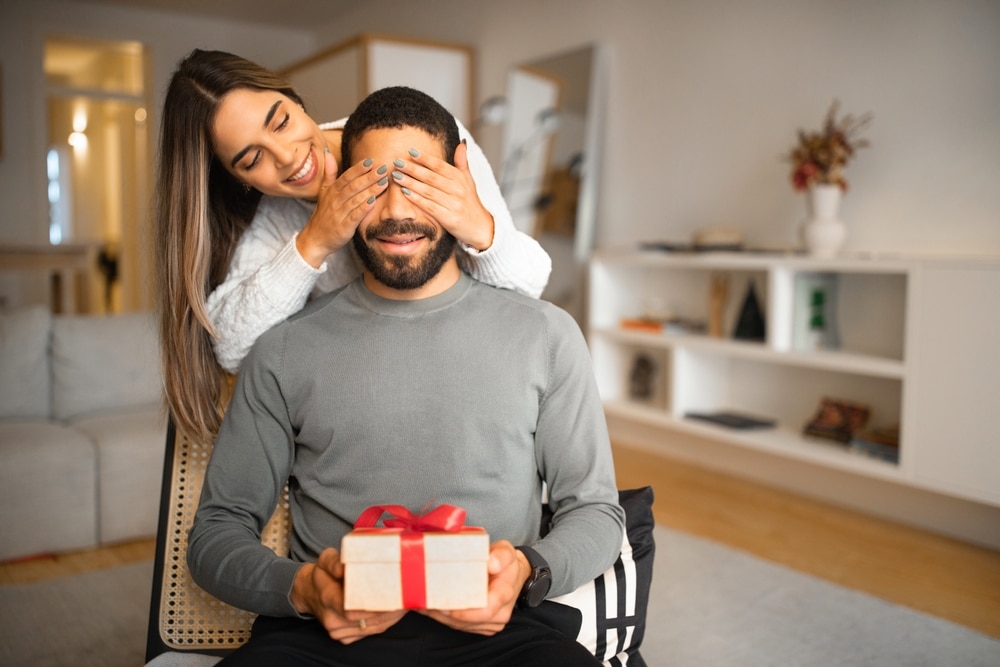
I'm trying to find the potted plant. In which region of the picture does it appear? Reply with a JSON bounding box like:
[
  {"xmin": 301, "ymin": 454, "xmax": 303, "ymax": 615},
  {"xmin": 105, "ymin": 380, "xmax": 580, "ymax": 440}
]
[{"xmin": 787, "ymin": 100, "xmax": 872, "ymax": 257}]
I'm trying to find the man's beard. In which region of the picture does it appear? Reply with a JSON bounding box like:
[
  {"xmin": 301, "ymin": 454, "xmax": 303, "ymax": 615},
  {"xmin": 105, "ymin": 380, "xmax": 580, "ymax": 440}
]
[{"xmin": 353, "ymin": 219, "xmax": 457, "ymax": 291}]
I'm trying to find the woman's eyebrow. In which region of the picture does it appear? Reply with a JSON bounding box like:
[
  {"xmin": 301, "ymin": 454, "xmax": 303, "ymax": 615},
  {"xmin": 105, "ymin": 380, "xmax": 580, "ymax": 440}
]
[{"xmin": 230, "ymin": 100, "xmax": 283, "ymax": 168}]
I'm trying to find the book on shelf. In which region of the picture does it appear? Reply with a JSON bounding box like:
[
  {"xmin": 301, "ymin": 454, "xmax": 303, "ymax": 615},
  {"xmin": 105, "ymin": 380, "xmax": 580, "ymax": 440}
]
[
  {"xmin": 620, "ymin": 317, "xmax": 706, "ymax": 336},
  {"xmin": 685, "ymin": 410, "xmax": 776, "ymax": 430},
  {"xmin": 849, "ymin": 428, "xmax": 900, "ymax": 463}
]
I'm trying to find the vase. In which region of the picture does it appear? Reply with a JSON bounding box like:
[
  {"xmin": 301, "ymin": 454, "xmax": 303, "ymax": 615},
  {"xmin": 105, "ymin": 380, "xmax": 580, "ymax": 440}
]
[{"xmin": 801, "ymin": 184, "xmax": 847, "ymax": 258}]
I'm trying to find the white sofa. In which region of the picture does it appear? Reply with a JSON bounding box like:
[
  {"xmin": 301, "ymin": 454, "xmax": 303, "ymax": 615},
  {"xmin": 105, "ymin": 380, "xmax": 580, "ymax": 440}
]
[{"xmin": 0, "ymin": 305, "xmax": 167, "ymax": 562}]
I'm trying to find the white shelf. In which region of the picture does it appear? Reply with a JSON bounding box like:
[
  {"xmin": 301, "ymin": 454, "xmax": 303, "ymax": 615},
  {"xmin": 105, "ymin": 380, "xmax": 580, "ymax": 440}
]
[
  {"xmin": 598, "ymin": 249, "xmax": 915, "ymax": 273},
  {"xmin": 593, "ymin": 326, "xmax": 905, "ymax": 379},
  {"xmin": 589, "ymin": 250, "xmax": 1000, "ymax": 509},
  {"xmin": 603, "ymin": 399, "xmax": 902, "ymax": 481}
]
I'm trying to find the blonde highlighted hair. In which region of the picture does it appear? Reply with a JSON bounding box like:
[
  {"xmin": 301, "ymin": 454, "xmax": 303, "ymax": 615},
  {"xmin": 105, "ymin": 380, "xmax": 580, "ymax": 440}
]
[{"xmin": 153, "ymin": 49, "xmax": 303, "ymax": 443}]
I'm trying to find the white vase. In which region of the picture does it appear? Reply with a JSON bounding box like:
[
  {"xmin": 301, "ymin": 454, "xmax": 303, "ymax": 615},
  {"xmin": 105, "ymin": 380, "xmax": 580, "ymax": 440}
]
[{"xmin": 802, "ymin": 184, "xmax": 847, "ymax": 258}]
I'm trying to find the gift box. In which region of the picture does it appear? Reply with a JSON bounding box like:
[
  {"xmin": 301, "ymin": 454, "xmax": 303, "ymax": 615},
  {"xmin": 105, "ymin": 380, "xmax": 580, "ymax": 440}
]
[{"xmin": 341, "ymin": 504, "xmax": 489, "ymax": 611}]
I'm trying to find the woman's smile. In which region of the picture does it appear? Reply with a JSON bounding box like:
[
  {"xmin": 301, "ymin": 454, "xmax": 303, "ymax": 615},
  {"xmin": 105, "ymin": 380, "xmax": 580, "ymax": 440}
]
[{"xmin": 286, "ymin": 150, "xmax": 316, "ymax": 185}]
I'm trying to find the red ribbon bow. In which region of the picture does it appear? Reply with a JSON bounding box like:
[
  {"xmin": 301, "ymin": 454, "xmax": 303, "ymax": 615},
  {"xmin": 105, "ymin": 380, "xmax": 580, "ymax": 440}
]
[{"xmin": 353, "ymin": 504, "xmax": 467, "ymax": 609}]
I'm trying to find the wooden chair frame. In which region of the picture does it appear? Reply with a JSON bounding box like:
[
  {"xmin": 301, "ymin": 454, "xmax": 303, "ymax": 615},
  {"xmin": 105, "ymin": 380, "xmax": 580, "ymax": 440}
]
[{"xmin": 145, "ymin": 420, "xmax": 290, "ymax": 663}]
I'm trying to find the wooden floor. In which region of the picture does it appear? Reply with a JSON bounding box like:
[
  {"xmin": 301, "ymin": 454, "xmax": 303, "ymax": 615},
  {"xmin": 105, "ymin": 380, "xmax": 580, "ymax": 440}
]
[
  {"xmin": 0, "ymin": 537, "xmax": 154, "ymax": 586},
  {"xmin": 611, "ymin": 440, "xmax": 1000, "ymax": 640},
  {"xmin": 2, "ymin": 440, "xmax": 998, "ymax": 640}
]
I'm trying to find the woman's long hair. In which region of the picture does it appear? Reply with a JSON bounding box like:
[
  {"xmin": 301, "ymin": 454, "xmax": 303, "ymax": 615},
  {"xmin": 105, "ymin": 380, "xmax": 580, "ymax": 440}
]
[{"xmin": 153, "ymin": 49, "xmax": 304, "ymax": 443}]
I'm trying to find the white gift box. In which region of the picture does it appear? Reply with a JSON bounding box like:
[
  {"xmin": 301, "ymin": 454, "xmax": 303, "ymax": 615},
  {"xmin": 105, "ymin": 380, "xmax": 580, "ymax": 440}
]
[{"xmin": 341, "ymin": 527, "xmax": 489, "ymax": 611}]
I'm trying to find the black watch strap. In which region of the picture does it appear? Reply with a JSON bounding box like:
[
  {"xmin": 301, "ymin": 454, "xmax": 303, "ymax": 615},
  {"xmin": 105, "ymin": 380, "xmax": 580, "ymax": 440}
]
[{"xmin": 515, "ymin": 545, "xmax": 552, "ymax": 608}]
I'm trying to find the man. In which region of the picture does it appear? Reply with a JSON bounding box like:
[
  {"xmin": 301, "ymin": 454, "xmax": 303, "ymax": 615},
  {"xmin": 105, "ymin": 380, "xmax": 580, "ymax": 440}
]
[{"xmin": 188, "ymin": 86, "xmax": 624, "ymax": 666}]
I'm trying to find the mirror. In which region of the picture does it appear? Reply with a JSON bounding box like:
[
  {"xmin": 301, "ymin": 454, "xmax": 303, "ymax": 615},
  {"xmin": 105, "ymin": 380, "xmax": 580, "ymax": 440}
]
[{"xmin": 498, "ymin": 44, "xmax": 605, "ymax": 326}]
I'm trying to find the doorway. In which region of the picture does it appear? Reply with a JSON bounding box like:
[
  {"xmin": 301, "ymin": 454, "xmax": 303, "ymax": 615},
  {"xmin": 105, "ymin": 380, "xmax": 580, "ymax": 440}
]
[{"xmin": 44, "ymin": 35, "xmax": 151, "ymax": 313}]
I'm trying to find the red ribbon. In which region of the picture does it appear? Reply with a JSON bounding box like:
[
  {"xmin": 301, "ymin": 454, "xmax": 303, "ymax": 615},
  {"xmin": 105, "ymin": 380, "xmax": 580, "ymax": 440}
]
[{"xmin": 353, "ymin": 504, "xmax": 467, "ymax": 609}]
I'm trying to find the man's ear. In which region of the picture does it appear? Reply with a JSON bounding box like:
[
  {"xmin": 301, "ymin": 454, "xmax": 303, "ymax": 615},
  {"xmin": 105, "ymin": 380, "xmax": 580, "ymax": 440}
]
[{"xmin": 452, "ymin": 138, "xmax": 468, "ymax": 170}]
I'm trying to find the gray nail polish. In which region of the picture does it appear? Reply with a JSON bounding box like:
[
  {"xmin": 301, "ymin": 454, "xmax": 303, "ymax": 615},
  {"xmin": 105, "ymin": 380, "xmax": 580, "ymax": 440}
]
[
  {"xmin": 377, "ymin": 164, "xmax": 388, "ymax": 175},
  {"xmin": 392, "ymin": 170, "xmax": 403, "ymax": 181},
  {"xmin": 367, "ymin": 195, "xmax": 376, "ymax": 205},
  {"xmin": 401, "ymin": 187, "xmax": 412, "ymax": 196},
  {"xmin": 408, "ymin": 148, "xmax": 420, "ymax": 157},
  {"xmin": 378, "ymin": 176, "xmax": 388, "ymax": 186},
  {"xmin": 393, "ymin": 159, "xmax": 405, "ymax": 168},
  {"xmin": 363, "ymin": 158, "xmax": 374, "ymax": 168}
]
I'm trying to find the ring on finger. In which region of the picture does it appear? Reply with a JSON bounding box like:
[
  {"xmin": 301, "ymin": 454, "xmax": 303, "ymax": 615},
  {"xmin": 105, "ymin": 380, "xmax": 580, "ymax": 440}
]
[{"xmin": 358, "ymin": 618, "xmax": 367, "ymax": 631}]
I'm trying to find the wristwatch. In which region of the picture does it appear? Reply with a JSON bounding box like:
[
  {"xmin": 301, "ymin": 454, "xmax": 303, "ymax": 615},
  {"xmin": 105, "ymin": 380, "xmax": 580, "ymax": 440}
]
[{"xmin": 515, "ymin": 545, "xmax": 552, "ymax": 608}]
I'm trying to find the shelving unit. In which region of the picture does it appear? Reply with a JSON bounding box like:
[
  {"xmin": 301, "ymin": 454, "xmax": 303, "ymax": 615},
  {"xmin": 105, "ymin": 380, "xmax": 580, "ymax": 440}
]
[{"xmin": 589, "ymin": 250, "xmax": 1000, "ymax": 509}]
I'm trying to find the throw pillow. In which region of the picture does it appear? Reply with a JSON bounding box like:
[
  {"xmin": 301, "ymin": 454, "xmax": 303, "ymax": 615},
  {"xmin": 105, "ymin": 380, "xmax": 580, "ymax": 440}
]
[
  {"xmin": 52, "ymin": 311, "xmax": 162, "ymax": 420},
  {"xmin": 0, "ymin": 305, "xmax": 51, "ymax": 419},
  {"xmin": 539, "ymin": 486, "xmax": 656, "ymax": 667}
]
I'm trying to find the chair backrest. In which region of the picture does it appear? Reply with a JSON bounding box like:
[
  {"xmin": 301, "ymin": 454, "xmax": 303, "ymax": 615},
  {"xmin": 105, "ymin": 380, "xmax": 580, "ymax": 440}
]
[{"xmin": 145, "ymin": 419, "xmax": 291, "ymax": 663}]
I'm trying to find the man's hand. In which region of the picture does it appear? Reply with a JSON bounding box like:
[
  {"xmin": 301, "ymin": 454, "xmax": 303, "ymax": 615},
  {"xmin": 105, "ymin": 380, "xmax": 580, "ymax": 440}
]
[
  {"xmin": 390, "ymin": 141, "xmax": 496, "ymax": 252},
  {"xmin": 290, "ymin": 547, "xmax": 406, "ymax": 644},
  {"xmin": 418, "ymin": 540, "xmax": 531, "ymax": 636}
]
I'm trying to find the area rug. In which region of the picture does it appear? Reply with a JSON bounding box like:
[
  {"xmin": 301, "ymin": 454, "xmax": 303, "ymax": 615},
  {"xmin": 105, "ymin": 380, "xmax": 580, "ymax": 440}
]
[
  {"xmin": 0, "ymin": 559, "xmax": 151, "ymax": 667},
  {"xmin": 2, "ymin": 526, "xmax": 999, "ymax": 667}
]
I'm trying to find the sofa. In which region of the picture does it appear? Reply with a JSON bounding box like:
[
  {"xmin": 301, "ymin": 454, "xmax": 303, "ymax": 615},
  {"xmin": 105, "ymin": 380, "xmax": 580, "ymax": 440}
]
[{"xmin": 0, "ymin": 305, "xmax": 167, "ymax": 562}]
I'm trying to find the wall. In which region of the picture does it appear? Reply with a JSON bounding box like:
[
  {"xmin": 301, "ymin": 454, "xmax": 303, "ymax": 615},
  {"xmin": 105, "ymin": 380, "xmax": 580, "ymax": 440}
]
[
  {"xmin": 306, "ymin": 0, "xmax": 1000, "ymax": 256},
  {"xmin": 299, "ymin": 0, "xmax": 1000, "ymax": 545},
  {"xmin": 3, "ymin": 0, "xmax": 996, "ymax": 291},
  {"xmin": 0, "ymin": 0, "xmax": 320, "ymax": 307},
  {"xmin": 0, "ymin": 0, "xmax": 996, "ymax": 537}
]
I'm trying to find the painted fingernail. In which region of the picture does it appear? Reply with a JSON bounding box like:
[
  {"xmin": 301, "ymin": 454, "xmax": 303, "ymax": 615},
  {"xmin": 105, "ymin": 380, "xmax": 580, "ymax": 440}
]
[
  {"xmin": 401, "ymin": 187, "xmax": 412, "ymax": 196},
  {"xmin": 408, "ymin": 148, "xmax": 420, "ymax": 157},
  {"xmin": 363, "ymin": 158, "xmax": 374, "ymax": 168},
  {"xmin": 378, "ymin": 176, "xmax": 388, "ymax": 186},
  {"xmin": 324, "ymin": 146, "xmax": 331, "ymax": 153},
  {"xmin": 392, "ymin": 170, "xmax": 403, "ymax": 181},
  {"xmin": 367, "ymin": 195, "xmax": 376, "ymax": 205},
  {"xmin": 377, "ymin": 164, "xmax": 388, "ymax": 175},
  {"xmin": 393, "ymin": 159, "xmax": 405, "ymax": 168}
]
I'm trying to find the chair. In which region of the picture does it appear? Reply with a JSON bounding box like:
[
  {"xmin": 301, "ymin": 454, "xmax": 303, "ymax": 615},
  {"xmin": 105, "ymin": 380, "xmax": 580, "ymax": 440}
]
[
  {"xmin": 144, "ymin": 419, "xmax": 653, "ymax": 666},
  {"xmin": 144, "ymin": 419, "xmax": 290, "ymax": 665}
]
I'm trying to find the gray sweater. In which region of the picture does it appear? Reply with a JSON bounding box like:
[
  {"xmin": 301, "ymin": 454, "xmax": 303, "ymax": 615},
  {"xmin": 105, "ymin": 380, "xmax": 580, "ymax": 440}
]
[{"xmin": 188, "ymin": 272, "xmax": 624, "ymax": 617}]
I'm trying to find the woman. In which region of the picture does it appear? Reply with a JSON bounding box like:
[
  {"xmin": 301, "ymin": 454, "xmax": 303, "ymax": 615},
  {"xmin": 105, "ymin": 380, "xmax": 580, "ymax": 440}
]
[{"xmin": 154, "ymin": 49, "xmax": 551, "ymax": 444}]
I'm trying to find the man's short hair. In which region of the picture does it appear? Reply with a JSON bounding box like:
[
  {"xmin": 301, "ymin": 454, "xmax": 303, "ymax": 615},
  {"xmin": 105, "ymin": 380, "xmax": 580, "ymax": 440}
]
[{"xmin": 341, "ymin": 86, "xmax": 461, "ymax": 169}]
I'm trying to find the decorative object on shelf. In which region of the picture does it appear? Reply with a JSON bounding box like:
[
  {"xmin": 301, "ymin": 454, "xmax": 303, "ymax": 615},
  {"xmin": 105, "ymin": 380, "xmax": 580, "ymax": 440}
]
[
  {"xmin": 793, "ymin": 273, "xmax": 840, "ymax": 350},
  {"xmin": 708, "ymin": 274, "xmax": 730, "ymax": 337},
  {"xmin": 732, "ymin": 280, "xmax": 766, "ymax": 341},
  {"xmin": 629, "ymin": 353, "xmax": 658, "ymax": 401},
  {"xmin": 692, "ymin": 227, "xmax": 744, "ymax": 252},
  {"xmin": 803, "ymin": 397, "xmax": 870, "ymax": 444},
  {"xmin": 802, "ymin": 184, "xmax": 847, "ymax": 258},
  {"xmin": 786, "ymin": 99, "xmax": 873, "ymax": 257}
]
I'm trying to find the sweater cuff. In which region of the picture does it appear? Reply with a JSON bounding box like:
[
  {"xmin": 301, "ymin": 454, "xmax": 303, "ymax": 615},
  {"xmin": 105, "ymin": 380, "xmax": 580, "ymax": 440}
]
[
  {"xmin": 257, "ymin": 234, "xmax": 327, "ymax": 307},
  {"xmin": 458, "ymin": 214, "xmax": 514, "ymax": 266}
]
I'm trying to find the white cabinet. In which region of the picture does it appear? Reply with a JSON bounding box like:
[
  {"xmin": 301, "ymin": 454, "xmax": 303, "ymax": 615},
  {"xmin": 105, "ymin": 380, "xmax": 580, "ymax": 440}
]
[
  {"xmin": 280, "ymin": 34, "xmax": 474, "ymax": 127},
  {"xmin": 589, "ymin": 250, "xmax": 1000, "ymax": 508}
]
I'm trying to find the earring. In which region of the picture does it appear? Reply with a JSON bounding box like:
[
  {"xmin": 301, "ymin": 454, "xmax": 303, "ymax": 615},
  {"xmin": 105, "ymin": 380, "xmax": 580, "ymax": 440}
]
[{"xmin": 242, "ymin": 183, "xmax": 251, "ymax": 194}]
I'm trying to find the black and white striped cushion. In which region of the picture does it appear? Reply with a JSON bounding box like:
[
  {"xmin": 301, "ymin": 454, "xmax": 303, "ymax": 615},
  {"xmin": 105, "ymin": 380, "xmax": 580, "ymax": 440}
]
[{"xmin": 547, "ymin": 487, "xmax": 656, "ymax": 666}]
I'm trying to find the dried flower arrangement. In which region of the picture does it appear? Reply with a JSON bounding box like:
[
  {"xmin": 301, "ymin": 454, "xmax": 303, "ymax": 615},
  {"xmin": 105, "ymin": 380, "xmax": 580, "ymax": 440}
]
[{"xmin": 787, "ymin": 100, "xmax": 873, "ymax": 192}]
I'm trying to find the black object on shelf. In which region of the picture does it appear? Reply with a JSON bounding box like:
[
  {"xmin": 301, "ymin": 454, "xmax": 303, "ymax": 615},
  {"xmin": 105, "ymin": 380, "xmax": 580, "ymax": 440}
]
[
  {"xmin": 733, "ymin": 280, "xmax": 766, "ymax": 341},
  {"xmin": 685, "ymin": 411, "xmax": 776, "ymax": 430}
]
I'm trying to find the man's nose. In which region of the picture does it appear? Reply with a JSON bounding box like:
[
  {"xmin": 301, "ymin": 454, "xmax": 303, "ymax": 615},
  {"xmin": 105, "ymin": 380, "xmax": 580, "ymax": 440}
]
[{"xmin": 382, "ymin": 176, "xmax": 416, "ymax": 219}]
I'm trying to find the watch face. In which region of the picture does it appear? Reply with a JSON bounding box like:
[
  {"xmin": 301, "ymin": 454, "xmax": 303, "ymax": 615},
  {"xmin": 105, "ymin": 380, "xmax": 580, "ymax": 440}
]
[
  {"xmin": 517, "ymin": 546, "xmax": 552, "ymax": 608},
  {"xmin": 525, "ymin": 569, "xmax": 552, "ymax": 607}
]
